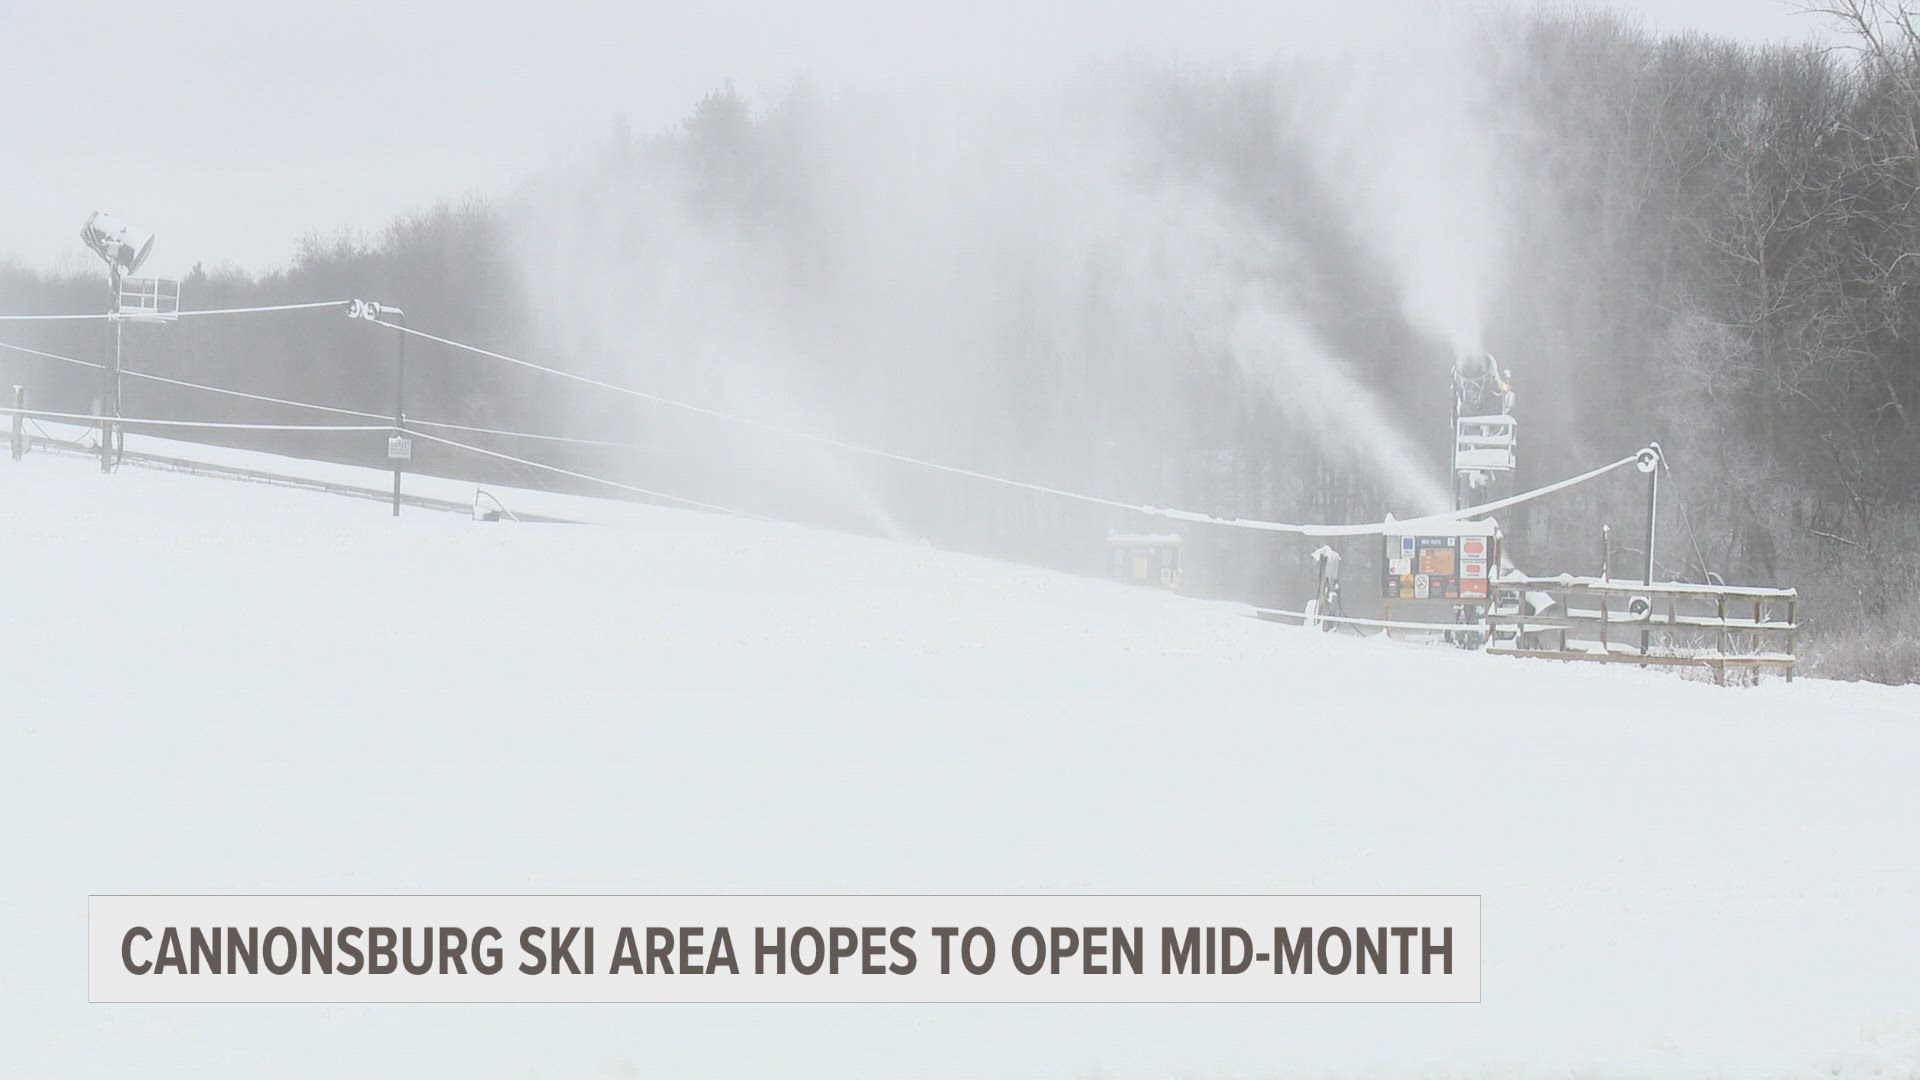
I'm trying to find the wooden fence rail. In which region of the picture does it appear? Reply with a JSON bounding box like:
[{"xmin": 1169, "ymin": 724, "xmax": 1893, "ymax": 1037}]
[{"xmin": 1485, "ymin": 574, "xmax": 1797, "ymax": 685}]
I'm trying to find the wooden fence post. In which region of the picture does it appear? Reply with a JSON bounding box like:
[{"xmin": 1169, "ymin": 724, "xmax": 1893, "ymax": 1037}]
[
  {"xmin": 1716, "ymin": 595, "xmax": 1728, "ymax": 687},
  {"xmin": 1786, "ymin": 598, "xmax": 1797, "ymax": 684}
]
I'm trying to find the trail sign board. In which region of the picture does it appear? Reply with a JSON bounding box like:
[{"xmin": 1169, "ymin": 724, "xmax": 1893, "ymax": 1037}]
[
  {"xmin": 1381, "ymin": 520, "xmax": 1500, "ymax": 602},
  {"xmin": 1106, "ymin": 532, "xmax": 1183, "ymax": 590}
]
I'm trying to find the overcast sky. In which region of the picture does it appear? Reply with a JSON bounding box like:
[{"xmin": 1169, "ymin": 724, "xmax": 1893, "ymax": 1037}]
[{"xmin": 0, "ymin": 0, "xmax": 1836, "ymax": 277}]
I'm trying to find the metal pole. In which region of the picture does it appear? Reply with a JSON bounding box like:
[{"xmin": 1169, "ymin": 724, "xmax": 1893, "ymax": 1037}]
[
  {"xmin": 1642, "ymin": 445, "xmax": 1660, "ymax": 656},
  {"xmin": 390, "ymin": 308, "xmax": 407, "ymax": 517},
  {"xmin": 1644, "ymin": 456, "xmax": 1659, "ymax": 586},
  {"xmin": 1449, "ymin": 371, "xmax": 1461, "ymax": 512},
  {"xmin": 101, "ymin": 269, "xmax": 120, "ymax": 473},
  {"xmin": 10, "ymin": 385, "xmax": 23, "ymax": 461},
  {"xmin": 112, "ymin": 314, "xmax": 124, "ymax": 466}
]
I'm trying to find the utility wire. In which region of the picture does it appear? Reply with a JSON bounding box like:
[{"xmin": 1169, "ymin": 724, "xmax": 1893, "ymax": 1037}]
[
  {"xmin": 128, "ymin": 366, "xmax": 655, "ymax": 448},
  {"xmin": 0, "ymin": 338, "xmax": 660, "ymax": 449},
  {"xmin": 403, "ymin": 417, "xmax": 653, "ymax": 449},
  {"xmin": 0, "ymin": 299, "xmax": 349, "ymax": 322},
  {"xmin": 375, "ymin": 319, "xmax": 1146, "ymax": 513},
  {"xmin": 1151, "ymin": 453, "xmax": 1647, "ymax": 537},
  {"xmin": 10, "ymin": 378, "xmax": 749, "ymax": 520},
  {"xmin": 1252, "ymin": 606, "xmax": 1486, "ymax": 633},
  {"xmin": 128, "ymin": 369, "xmax": 686, "ymax": 450},
  {"xmin": 130, "ymin": 369, "xmax": 385, "ymax": 420},
  {"xmin": 25, "ymin": 418, "xmax": 90, "ymax": 448},
  {"xmin": 173, "ymin": 300, "xmax": 349, "ymax": 317},
  {"xmin": 0, "ymin": 407, "xmax": 386, "ymax": 433},
  {"xmin": 379, "ymin": 319, "xmax": 1654, "ymax": 538},
  {"xmin": 2, "ymin": 323, "xmax": 1653, "ymax": 538},
  {"xmin": 405, "ymin": 428, "xmax": 771, "ymax": 521},
  {"xmin": 0, "ymin": 340, "xmax": 104, "ymax": 367}
]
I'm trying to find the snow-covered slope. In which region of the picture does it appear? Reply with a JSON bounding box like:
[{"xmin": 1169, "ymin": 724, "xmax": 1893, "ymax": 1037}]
[{"xmin": 2, "ymin": 444, "xmax": 1917, "ymax": 1078}]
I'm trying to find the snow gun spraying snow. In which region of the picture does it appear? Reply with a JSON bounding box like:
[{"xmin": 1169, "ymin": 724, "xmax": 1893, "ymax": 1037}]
[
  {"xmin": 1450, "ymin": 351, "xmax": 1515, "ymax": 511},
  {"xmin": 1445, "ymin": 351, "xmax": 1556, "ymax": 631}
]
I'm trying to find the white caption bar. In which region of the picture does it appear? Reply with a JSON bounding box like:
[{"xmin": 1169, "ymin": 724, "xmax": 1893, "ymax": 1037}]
[{"xmin": 90, "ymin": 895, "xmax": 1480, "ymax": 1003}]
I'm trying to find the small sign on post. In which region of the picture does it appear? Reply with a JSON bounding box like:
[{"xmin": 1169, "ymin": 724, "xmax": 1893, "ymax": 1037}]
[{"xmin": 387, "ymin": 435, "xmax": 413, "ymax": 461}]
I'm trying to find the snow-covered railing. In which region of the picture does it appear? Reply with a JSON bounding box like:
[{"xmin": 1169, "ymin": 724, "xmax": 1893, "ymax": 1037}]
[
  {"xmin": 1454, "ymin": 414, "xmax": 1516, "ymax": 473},
  {"xmin": 1485, "ymin": 575, "xmax": 1798, "ymax": 684},
  {"xmin": 115, "ymin": 277, "xmax": 180, "ymax": 322}
]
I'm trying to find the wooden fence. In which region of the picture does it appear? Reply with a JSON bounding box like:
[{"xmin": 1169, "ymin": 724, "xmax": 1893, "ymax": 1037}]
[{"xmin": 1485, "ymin": 574, "xmax": 1797, "ymax": 684}]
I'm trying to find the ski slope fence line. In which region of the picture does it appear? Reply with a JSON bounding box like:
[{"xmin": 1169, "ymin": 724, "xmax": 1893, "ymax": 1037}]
[
  {"xmin": 2, "ymin": 304, "xmax": 1650, "ymax": 537},
  {"xmin": 1251, "ymin": 606, "xmax": 1483, "ymax": 634},
  {"xmin": 0, "ymin": 339, "xmax": 656, "ymax": 449},
  {"xmin": 375, "ymin": 319, "xmax": 1654, "ymax": 538}
]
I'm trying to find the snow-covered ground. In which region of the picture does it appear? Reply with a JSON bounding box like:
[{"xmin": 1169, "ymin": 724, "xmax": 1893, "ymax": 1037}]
[{"xmin": 2, "ymin": 441, "xmax": 1917, "ymax": 1078}]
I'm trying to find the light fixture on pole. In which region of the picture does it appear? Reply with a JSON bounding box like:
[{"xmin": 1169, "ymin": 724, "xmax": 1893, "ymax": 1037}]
[
  {"xmin": 1637, "ymin": 442, "xmax": 1663, "ymax": 656},
  {"xmin": 348, "ymin": 299, "xmax": 409, "ymax": 516},
  {"xmin": 79, "ymin": 212, "xmax": 156, "ymax": 277}
]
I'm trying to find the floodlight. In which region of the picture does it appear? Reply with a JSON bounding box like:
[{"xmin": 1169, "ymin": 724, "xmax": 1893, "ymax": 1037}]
[{"xmin": 79, "ymin": 211, "xmax": 156, "ymax": 276}]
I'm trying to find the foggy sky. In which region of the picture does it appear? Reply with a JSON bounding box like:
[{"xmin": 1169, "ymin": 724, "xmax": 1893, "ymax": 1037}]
[{"xmin": 0, "ymin": 0, "xmax": 1832, "ymax": 277}]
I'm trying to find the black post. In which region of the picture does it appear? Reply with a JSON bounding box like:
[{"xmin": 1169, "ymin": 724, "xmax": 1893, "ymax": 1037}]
[{"xmin": 388, "ymin": 307, "xmax": 408, "ymax": 517}]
